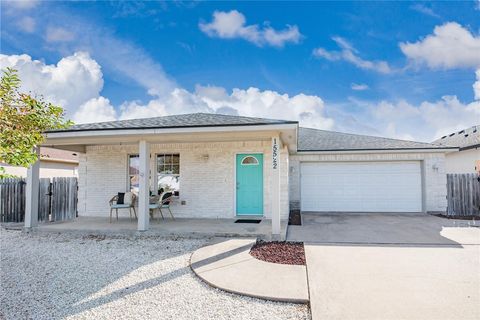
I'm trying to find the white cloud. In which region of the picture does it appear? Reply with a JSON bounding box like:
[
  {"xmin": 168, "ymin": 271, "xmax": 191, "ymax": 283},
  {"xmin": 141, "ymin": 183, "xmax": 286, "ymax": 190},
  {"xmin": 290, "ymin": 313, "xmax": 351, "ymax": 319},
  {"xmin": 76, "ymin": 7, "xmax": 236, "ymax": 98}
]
[
  {"xmin": 45, "ymin": 26, "xmax": 75, "ymax": 42},
  {"xmin": 3, "ymin": 0, "xmax": 39, "ymax": 9},
  {"xmin": 73, "ymin": 97, "xmax": 117, "ymax": 124},
  {"xmin": 0, "ymin": 52, "xmax": 104, "ymax": 118},
  {"xmin": 199, "ymin": 86, "xmax": 334, "ymax": 129},
  {"xmin": 119, "ymin": 88, "xmax": 213, "ymax": 120},
  {"xmin": 199, "ymin": 10, "xmax": 302, "ymax": 47},
  {"xmin": 91, "ymin": 34, "xmax": 176, "ymax": 97},
  {"xmin": 333, "ymin": 67, "xmax": 480, "ymax": 141},
  {"xmin": 410, "ymin": 4, "xmax": 440, "ymax": 18},
  {"xmin": 40, "ymin": 14, "xmax": 177, "ymax": 98},
  {"xmin": 1, "ymin": 51, "xmax": 476, "ymax": 142},
  {"xmin": 400, "ymin": 22, "xmax": 480, "ymax": 69},
  {"xmin": 263, "ymin": 24, "xmax": 302, "ymax": 47},
  {"xmin": 118, "ymin": 85, "xmax": 334, "ymax": 130},
  {"xmin": 18, "ymin": 16, "xmax": 36, "ymax": 33},
  {"xmin": 313, "ymin": 37, "xmax": 392, "ymax": 74},
  {"xmin": 474, "ymin": 69, "xmax": 480, "ymax": 100},
  {"xmin": 2, "ymin": 4, "xmax": 178, "ymax": 101},
  {"xmin": 351, "ymin": 83, "xmax": 369, "ymax": 91},
  {"xmin": 365, "ymin": 94, "xmax": 480, "ymax": 141}
]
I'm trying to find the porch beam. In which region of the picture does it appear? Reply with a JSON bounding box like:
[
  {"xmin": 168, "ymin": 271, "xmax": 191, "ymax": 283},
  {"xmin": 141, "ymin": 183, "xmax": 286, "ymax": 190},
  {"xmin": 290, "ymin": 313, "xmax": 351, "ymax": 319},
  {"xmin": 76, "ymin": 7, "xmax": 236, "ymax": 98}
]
[
  {"xmin": 137, "ymin": 140, "xmax": 150, "ymax": 231},
  {"xmin": 25, "ymin": 148, "xmax": 40, "ymax": 229},
  {"xmin": 271, "ymin": 135, "xmax": 281, "ymax": 239}
]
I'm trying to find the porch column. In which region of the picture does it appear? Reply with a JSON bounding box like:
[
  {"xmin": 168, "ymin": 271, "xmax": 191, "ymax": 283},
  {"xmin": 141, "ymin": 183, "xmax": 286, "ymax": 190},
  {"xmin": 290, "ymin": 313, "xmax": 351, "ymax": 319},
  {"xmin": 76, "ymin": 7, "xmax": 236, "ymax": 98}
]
[
  {"xmin": 271, "ymin": 136, "xmax": 281, "ymax": 239},
  {"xmin": 25, "ymin": 148, "xmax": 40, "ymax": 229},
  {"xmin": 137, "ymin": 140, "xmax": 150, "ymax": 231}
]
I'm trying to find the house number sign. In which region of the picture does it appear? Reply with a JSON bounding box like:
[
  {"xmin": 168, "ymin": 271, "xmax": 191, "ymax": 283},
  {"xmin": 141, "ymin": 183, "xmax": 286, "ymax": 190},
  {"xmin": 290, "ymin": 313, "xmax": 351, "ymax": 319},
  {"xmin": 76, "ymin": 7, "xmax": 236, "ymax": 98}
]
[{"xmin": 272, "ymin": 138, "xmax": 279, "ymax": 170}]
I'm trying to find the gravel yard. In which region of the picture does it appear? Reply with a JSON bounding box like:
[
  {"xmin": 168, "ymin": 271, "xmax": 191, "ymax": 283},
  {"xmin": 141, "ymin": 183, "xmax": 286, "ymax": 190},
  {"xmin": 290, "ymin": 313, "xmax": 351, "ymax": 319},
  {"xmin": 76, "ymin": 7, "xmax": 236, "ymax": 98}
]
[{"xmin": 0, "ymin": 229, "xmax": 309, "ymax": 320}]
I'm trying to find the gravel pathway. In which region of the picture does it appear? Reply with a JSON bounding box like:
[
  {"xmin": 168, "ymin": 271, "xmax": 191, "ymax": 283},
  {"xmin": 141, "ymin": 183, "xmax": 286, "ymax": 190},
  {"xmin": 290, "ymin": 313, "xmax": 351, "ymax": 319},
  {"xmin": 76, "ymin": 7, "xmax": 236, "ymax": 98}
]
[{"xmin": 0, "ymin": 229, "xmax": 310, "ymax": 320}]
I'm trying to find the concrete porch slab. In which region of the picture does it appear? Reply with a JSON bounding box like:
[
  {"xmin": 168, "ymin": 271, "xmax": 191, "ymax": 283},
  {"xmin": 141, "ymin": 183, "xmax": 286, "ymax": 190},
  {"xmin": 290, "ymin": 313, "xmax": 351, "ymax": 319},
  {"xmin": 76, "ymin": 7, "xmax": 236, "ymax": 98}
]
[
  {"xmin": 13, "ymin": 216, "xmax": 288, "ymax": 239},
  {"xmin": 190, "ymin": 239, "xmax": 309, "ymax": 303}
]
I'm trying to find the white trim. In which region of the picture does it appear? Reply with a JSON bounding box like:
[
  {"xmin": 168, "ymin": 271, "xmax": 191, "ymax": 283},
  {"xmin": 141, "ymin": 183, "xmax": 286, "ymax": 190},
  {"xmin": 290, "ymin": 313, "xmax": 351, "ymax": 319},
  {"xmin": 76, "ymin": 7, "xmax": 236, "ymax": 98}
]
[
  {"xmin": 421, "ymin": 160, "xmax": 427, "ymax": 213},
  {"xmin": 295, "ymin": 148, "xmax": 456, "ymax": 155},
  {"xmin": 40, "ymin": 158, "xmax": 79, "ymax": 164},
  {"xmin": 234, "ymin": 152, "xmax": 265, "ymax": 217},
  {"xmin": 271, "ymin": 136, "xmax": 281, "ymax": 236},
  {"xmin": 154, "ymin": 153, "xmax": 181, "ymax": 195},
  {"xmin": 137, "ymin": 140, "xmax": 150, "ymax": 231},
  {"xmin": 127, "ymin": 153, "xmax": 139, "ymax": 193},
  {"xmin": 46, "ymin": 124, "xmax": 298, "ymax": 139}
]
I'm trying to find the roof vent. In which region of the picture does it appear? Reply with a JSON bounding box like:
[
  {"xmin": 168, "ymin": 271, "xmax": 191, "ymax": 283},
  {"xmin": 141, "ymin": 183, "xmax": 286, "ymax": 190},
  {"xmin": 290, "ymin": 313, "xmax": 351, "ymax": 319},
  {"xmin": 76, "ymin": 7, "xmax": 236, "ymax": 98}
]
[
  {"xmin": 464, "ymin": 134, "xmax": 469, "ymax": 137},
  {"xmin": 449, "ymin": 133, "xmax": 455, "ymax": 137},
  {"xmin": 458, "ymin": 130, "xmax": 464, "ymax": 134},
  {"xmin": 441, "ymin": 136, "xmax": 447, "ymax": 139}
]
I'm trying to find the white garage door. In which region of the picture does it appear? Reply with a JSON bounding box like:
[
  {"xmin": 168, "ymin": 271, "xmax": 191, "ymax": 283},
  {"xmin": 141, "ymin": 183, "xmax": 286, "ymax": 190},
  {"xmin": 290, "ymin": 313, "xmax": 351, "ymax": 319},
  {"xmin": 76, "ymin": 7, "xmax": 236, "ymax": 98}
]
[{"xmin": 300, "ymin": 161, "xmax": 422, "ymax": 212}]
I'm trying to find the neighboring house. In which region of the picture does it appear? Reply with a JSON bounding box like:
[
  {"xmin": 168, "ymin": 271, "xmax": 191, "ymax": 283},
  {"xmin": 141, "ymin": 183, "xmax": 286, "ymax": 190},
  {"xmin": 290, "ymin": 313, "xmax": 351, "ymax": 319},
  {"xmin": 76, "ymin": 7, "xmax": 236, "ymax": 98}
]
[
  {"xmin": 24, "ymin": 113, "xmax": 455, "ymax": 234},
  {"xmin": 1, "ymin": 147, "xmax": 79, "ymax": 178},
  {"xmin": 433, "ymin": 125, "xmax": 480, "ymax": 174}
]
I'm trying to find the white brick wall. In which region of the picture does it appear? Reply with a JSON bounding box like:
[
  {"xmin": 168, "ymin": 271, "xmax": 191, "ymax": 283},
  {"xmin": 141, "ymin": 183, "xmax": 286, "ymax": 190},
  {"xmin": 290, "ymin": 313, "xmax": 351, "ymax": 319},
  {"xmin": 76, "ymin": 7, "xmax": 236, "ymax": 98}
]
[
  {"xmin": 78, "ymin": 141, "xmax": 290, "ymax": 219},
  {"xmin": 289, "ymin": 152, "xmax": 448, "ymax": 213}
]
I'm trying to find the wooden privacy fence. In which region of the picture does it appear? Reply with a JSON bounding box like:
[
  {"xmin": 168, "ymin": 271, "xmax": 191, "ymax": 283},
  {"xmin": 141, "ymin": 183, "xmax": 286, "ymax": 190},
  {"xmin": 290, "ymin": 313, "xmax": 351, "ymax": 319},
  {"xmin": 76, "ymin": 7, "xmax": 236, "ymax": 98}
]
[
  {"xmin": 446, "ymin": 174, "xmax": 480, "ymax": 216},
  {"xmin": 0, "ymin": 177, "xmax": 78, "ymax": 223}
]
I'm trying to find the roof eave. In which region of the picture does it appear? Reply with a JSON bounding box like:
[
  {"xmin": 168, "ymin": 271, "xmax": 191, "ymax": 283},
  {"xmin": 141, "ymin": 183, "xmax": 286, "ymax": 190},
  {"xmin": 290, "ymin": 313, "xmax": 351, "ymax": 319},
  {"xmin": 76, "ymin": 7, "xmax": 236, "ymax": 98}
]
[
  {"xmin": 295, "ymin": 147, "xmax": 458, "ymax": 154},
  {"xmin": 45, "ymin": 122, "xmax": 298, "ymax": 139},
  {"xmin": 45, "ymin": 121, "xmax": 298, "ymax": 134},
  {"xmin": 40, "ymin": 157, "xmax": 79, "ymax": 164},
  {"xmin": 459, "ymin": 144, "xmax": 480, "ymax": 151}
]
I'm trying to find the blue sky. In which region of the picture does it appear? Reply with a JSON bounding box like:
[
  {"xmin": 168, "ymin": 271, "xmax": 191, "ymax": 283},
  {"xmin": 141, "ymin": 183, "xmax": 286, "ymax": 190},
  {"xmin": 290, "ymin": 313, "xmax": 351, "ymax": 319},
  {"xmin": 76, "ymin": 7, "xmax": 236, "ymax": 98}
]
[{"xmin": 1, "ymin": 0, "xmax": 479, "ymax": 142}]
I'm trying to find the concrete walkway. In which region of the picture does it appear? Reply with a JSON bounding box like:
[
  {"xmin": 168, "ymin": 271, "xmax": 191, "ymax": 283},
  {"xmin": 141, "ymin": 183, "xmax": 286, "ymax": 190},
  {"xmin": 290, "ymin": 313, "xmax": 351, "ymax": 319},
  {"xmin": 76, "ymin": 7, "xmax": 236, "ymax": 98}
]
[
  {"xmin": 190, "ymin": 239, "xmax": 309, "ymax": 303},
  {"xmin": 296, "ymin": 213, "xmax": 480, "ymax": 320}
]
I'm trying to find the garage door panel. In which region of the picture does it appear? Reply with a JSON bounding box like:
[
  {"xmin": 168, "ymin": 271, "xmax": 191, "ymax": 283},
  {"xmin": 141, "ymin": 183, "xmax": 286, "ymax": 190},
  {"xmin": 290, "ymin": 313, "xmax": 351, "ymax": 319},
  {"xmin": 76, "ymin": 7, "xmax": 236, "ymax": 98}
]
[{"xmin": 300, "ymin": 162, "xmax": 422, "ymax": 212}]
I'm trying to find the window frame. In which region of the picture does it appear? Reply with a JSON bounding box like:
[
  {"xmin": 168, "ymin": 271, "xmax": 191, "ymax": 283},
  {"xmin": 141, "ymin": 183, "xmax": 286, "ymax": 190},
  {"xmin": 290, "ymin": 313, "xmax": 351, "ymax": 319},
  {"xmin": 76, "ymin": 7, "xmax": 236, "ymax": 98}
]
[
  {"xmin": 127, "ymin": 154, "xmax": 140, "ymax": 193},
  {"xmin": 241, "ymin": 155, "xmax": 260, "ymax": 166},
  {"xmin": 155, "ymin": 153, "xmax": 180, "ymax": 195}
]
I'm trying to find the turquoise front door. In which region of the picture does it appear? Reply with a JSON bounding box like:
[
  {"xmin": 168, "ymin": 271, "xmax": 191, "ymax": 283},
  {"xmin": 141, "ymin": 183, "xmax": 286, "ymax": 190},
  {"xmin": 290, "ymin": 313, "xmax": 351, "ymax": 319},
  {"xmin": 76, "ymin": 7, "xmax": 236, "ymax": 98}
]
[{"xmin": 236, "ymin": 154, "xmax": 263, "ymax": 215}]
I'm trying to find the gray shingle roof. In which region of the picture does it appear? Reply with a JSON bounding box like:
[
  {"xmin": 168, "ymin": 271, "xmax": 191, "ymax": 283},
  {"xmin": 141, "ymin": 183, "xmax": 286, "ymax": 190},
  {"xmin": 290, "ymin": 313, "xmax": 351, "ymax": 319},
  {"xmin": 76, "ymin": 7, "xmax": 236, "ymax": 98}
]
[
  {"xmin": 50, "ymin": 113, "xmax": 456, "ymax": 151},
  {"xmin": 298, "ymin": 127, "xmax": 452, "ymax": 151},
  {"xmin": 432, "ymin": 125, "xmax": 479, "ymax": 150},
  {"xmin": 50, "ymin": 113, "xmax": 297, "ymax": 132}
]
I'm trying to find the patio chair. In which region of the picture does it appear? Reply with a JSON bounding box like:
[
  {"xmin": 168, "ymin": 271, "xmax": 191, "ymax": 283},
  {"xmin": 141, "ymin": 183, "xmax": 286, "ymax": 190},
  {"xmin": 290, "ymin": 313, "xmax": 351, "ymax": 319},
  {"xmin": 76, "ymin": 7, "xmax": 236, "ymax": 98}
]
[
  {"xmin": 150, "ymin": 192, "xmax": 175, "ymax": 221},
  {"xmin": 109, "ymin": 192, "xmax": 137, "ymax": 222}
]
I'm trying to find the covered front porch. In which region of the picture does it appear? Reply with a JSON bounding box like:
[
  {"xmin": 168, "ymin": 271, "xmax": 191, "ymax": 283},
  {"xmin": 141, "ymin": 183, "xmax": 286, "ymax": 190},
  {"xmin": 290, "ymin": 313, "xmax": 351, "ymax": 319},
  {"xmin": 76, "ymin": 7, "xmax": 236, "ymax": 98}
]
[
  {"xmin": 23, "ymin": 114, "xmax": 298, "ymax": 239},
  {"xmin": 32, "ymin": 216, "xmax": 288, "ymax": 239}
]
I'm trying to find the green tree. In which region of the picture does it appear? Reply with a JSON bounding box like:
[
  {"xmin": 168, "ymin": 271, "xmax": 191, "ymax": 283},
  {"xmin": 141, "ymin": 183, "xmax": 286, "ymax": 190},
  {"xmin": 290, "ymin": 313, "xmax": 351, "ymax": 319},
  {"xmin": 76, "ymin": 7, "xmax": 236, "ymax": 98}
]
[{"xmin": 0, "ymin": 67, "xmax": 72, "ymax": 170}]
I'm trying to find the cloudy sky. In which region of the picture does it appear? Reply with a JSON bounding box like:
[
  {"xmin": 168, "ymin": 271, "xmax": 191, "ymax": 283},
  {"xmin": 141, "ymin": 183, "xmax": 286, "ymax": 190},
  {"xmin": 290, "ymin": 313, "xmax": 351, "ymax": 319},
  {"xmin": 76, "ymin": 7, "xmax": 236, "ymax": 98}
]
[{"xmin": 1, "ymin": 0, "xmax": 479, "ymax": 142}]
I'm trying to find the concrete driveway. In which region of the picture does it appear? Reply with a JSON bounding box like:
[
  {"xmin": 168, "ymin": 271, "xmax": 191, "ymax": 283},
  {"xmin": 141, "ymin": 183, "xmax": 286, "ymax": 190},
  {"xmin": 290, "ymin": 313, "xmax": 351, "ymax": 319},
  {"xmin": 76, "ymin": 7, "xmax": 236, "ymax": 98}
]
[{"xmin": 288, "ymin": 213, "xmax": 480, "ymax": 320}]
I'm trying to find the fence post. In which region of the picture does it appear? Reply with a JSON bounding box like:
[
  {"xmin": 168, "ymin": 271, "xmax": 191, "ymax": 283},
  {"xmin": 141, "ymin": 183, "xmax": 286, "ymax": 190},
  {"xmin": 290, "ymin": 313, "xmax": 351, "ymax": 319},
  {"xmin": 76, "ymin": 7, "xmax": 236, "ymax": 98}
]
[{"xmin": 25, "ymin": 149, "xmax": 40, "ymax": 228}]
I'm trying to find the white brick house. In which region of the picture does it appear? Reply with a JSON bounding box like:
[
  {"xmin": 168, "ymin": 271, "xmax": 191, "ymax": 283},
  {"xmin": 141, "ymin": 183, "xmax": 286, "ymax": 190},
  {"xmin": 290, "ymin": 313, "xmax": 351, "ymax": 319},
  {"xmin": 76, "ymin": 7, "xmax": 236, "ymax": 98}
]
[{"xmin": 23, "ymin": 113, "xmax": 456, "ymax": 236}]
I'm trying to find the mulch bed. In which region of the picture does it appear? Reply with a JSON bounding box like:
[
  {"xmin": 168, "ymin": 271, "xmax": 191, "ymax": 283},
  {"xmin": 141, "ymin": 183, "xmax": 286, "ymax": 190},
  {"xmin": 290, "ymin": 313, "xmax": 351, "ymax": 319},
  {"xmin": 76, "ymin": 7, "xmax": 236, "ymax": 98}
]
[
  {"xmin": 431, "ymin": 214, "xmax": 479, "ymax": 221},
  {"xmin": 288, "ymin": 210, "xmax": 302, "ymax": 226},
  {"xmin": 250, "ymin": 240, "xmax": 305, "ymax": 265}
]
